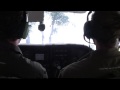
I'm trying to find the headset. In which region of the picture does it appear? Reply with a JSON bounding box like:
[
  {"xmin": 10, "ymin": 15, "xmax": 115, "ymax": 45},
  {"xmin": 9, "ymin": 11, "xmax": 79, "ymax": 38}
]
[
  {"xmin": 84, "ymin": 11, "xmax": 111, "ymax": 44},
  {"xmin": 83, "ymin": 11, "xmax": 93, "ymax": 43},
  {"xmin": 72, "ymin": 11, "xmax": 95, "ymax": 61},
  {"xmin": 18, "ymin": 11, "xmax": 29, "ymax": 39}
]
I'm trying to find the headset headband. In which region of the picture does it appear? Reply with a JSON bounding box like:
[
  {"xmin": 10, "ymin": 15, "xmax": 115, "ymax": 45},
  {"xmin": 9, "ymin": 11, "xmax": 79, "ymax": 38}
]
[{"xmin": 87, "ymin": 11, "xmax": 93, "ymax": 21}]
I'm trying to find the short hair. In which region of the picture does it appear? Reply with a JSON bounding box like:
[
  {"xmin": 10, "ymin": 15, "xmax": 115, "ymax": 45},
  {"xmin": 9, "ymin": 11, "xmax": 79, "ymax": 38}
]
[{"xmin": 0, "ymin": 11, "xmax": 27, "ymax": 40}]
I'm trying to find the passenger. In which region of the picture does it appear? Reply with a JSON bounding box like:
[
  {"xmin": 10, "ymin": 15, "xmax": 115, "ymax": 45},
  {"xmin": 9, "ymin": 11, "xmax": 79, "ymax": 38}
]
[
  {"xmin": 0, "ymin": 11, "xmax": 48, "ymax": 79},
  {"xmin": 59, "ymin": 11, "xmax": 120, "ymax": 78}
]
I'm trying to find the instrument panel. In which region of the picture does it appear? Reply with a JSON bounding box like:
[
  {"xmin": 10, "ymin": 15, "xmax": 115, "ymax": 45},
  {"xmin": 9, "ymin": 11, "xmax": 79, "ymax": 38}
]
[{"xmin": 19, "ymin": 44, "xmax": 93, "ymax": 78}]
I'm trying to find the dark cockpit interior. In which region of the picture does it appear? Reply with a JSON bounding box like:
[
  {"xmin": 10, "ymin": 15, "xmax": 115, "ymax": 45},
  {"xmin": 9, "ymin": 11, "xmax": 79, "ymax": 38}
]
[
  {"xmin": 19, "ymin": 44, "xmax": 93, "ymax": 78},
  {"xmin": 1, "ymin": 11, "xmax": 119, "ymax": 79}
]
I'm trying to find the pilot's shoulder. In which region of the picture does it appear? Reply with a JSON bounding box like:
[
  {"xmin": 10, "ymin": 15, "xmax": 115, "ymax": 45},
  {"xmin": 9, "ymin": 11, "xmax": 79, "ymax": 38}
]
[
  {"xmin": 59, "ymin": 59, "xmax": 87, "ymax": 78},
  {"xmin": 19, "ymin": 56, "xmax": 48, "ymax": 78},
  {"xmin": 22, "ymin": 56, "xmax": 46, "ymax": 70}
]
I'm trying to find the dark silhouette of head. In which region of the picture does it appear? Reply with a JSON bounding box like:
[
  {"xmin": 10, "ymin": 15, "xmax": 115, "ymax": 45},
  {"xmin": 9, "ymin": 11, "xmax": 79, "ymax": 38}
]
[
  {"xmin": 84, "ymin": 11, "xmax": 120, "ymax": 48},
  {"xmin": 0, "ymin": 11, "xmax": 28, "ymax": 41}
]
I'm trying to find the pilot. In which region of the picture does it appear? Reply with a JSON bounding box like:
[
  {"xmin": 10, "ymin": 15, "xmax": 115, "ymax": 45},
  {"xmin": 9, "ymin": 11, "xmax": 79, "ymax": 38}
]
[
  {"xmin": 0, "ymin": 11, "xmax": 48, "ymax": 79},
  {"xmin": 59, "ymin": 11, "xmax": 120, "ymax": 78}
]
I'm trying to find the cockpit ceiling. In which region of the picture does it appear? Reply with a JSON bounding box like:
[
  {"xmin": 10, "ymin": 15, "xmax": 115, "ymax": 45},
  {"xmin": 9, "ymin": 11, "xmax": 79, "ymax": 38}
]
[{"xmin": 46, "ymin": 11, "xmax": 87, "ymax": 13}]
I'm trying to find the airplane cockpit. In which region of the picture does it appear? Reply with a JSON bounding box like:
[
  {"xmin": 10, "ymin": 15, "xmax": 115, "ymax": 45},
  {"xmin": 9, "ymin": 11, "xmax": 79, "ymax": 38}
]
[
  {"xmin": 1, "ymin": 11, "xmax": 120, "ymax": 79},
  {"xmin": 18, "ymin": 11, "xmax": 94, "ymax": 78}
]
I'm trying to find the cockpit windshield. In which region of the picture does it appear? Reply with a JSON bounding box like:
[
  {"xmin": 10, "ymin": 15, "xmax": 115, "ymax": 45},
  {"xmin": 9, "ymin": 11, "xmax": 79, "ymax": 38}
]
[{"xmin": 19, "ymin": 11, "xmax": 96, "ymax": 50}]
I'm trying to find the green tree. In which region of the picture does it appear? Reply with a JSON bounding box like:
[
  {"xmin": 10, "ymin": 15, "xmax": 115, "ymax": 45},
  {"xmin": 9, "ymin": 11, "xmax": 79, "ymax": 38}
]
[{"xmin": 49, "ymin": 12, "xmax": 69, "ymax": 43}]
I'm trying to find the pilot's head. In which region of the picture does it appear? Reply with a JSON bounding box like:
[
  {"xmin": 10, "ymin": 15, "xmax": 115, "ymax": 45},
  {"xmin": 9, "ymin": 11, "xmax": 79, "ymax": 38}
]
[
  {"xmin": 84, "ymin": 11, "xmax": 120, "ymax": 49},
  {"xmin": 0, "ymin": 11, "xmax": 28, "ymax": 42}
]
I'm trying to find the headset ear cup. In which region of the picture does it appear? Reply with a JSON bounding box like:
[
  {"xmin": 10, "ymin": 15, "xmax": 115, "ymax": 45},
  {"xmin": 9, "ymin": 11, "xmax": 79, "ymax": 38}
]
[
  {"xmin": 22, "ymin": 22, "xmax": 29, "ymax": 39},
  {"xmin": 84, "ymin": 21, "xmax": 92, "ymax": 39}
]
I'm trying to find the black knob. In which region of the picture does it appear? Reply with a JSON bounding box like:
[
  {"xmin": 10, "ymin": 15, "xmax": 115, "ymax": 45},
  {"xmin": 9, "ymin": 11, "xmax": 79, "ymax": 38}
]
[{"xmin": 38, "ymin": 23, "xmax": 45, "ymax": 31}]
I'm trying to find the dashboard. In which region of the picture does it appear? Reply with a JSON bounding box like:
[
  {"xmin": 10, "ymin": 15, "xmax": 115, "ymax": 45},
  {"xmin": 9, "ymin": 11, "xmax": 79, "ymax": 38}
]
[{"xmin": 19, "ymin": 44, "xmax": 93, "ymax": 78}]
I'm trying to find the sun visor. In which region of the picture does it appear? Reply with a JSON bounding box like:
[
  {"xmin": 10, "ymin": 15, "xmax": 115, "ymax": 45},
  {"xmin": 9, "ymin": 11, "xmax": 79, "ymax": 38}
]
[{"xmin": 28, "ymin": 11, "xmax": 44, "ymax": 22}]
